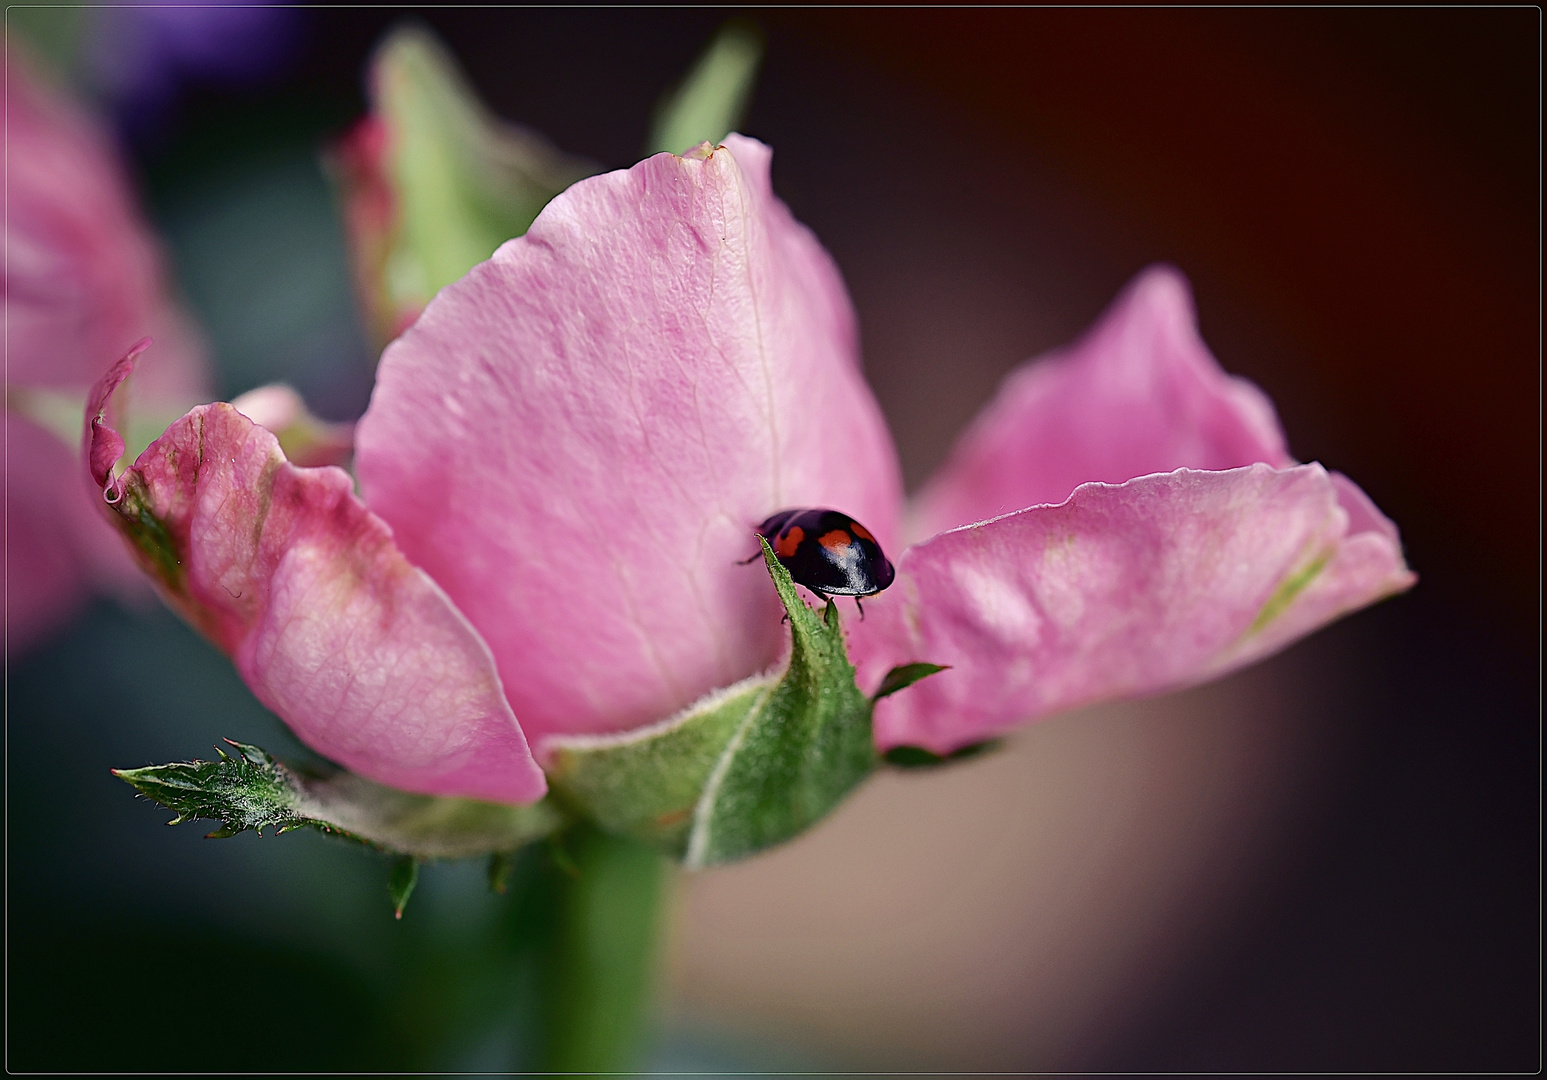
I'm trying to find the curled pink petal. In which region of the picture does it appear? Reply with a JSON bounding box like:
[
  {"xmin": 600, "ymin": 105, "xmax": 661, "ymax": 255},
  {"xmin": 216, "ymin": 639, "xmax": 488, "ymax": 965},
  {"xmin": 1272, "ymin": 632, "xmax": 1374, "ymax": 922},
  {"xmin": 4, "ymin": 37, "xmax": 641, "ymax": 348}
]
[
  {"xmin": 356, "ymin": 134, "xmax": 903, "ymax": 742},
  {"xmin": 86, "ymin": 338, "xmax": 150, "ymax": 492},
  {"xmin": 852, "ymin": 464, "xmax": 1415, "ymax": 754},
  {"xmin": 90, "ymin": 350, "xmax": 544, "ymax": 804},
  {"xmin": 910, "ymin": 266, "xmax": 1292, "ymax": 540}
]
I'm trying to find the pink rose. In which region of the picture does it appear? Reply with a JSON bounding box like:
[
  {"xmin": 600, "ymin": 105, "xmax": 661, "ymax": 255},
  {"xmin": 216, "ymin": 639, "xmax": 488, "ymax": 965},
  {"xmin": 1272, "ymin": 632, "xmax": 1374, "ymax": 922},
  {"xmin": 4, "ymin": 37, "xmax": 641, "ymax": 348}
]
[{"xmin": 87, "ymin": 136, "xmax": 1412, "ymax": 808}]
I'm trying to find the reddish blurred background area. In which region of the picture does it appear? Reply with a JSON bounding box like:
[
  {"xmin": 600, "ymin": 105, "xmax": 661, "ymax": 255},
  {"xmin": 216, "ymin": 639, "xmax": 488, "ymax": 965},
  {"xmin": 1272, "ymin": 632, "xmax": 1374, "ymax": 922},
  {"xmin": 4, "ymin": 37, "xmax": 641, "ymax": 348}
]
[
  {"xmin": 7, "ymin": 7, "xmax": 1536, "ymax": 1072},
  {"xmin": 796, "ymin": 8, "xmax": 1535, "ymax": 635}
]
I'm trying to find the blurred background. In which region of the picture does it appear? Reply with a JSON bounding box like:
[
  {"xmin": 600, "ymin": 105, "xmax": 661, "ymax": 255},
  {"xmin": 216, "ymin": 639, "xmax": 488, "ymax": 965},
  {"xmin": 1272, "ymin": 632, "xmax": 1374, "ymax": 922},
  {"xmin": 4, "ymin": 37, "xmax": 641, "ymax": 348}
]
[{"xmin": 7, "ymin": 7, "xmax": 1536, "ymax": 1071}]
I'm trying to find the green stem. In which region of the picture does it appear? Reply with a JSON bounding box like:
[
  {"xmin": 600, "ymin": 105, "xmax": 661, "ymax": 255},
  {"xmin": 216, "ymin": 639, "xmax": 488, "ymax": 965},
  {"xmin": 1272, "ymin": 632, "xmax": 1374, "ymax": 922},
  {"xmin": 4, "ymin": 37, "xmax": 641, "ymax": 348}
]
[{"xmin": 521, "ymin": 824, "xmax": 668, "ymax": 1072}]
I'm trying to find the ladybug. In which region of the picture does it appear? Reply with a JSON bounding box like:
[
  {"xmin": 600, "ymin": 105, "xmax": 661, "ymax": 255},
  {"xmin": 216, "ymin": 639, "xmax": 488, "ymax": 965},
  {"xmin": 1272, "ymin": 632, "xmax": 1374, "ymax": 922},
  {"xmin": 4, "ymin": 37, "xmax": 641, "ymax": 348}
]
[{"xmin": 746, "ymin": 507, "xmax": 895, "ymax": 613}]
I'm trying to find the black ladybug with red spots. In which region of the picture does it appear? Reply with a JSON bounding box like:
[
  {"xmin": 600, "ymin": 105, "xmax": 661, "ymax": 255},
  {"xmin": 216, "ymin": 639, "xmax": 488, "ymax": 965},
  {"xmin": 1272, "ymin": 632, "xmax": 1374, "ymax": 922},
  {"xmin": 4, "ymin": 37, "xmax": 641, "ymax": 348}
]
[{"xmin": 750, "ymin": 507, "xmax": 895, "ymax": 609}]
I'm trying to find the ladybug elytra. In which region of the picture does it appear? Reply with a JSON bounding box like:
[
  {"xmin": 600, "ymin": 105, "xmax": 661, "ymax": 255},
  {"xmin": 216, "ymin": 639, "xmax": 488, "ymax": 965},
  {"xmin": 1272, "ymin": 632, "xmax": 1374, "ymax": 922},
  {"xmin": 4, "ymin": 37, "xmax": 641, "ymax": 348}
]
[{"xmin": 748, "ymin": 507, "xmax": 896, "ymax": 611}]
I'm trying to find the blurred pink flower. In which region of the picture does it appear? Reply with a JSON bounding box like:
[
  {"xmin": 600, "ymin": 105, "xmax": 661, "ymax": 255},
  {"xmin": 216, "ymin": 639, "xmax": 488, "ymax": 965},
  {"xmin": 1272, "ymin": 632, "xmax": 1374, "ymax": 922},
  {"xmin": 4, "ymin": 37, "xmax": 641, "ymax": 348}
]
[
  {"xmin": 7, "ymin": 51, "xmax": 209, "ymax": 654},
  {"xmin": 87, "ymin": 136, "xmax": 1412, "ymax": 803}
]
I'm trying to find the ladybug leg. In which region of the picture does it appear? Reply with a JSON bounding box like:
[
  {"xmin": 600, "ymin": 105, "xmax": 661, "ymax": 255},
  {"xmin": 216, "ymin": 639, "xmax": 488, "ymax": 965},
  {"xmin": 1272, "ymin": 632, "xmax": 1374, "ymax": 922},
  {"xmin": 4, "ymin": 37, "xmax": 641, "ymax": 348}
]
[{"xmin": 855, "ymin": 596, "xmax": 865, "ymax": 620}]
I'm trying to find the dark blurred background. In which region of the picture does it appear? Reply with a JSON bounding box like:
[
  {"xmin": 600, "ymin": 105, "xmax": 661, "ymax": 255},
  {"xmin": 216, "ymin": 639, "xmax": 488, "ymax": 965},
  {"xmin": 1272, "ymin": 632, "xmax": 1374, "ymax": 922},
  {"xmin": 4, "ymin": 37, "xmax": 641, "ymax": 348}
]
[{"xmin": 7, "ymin": 8, "xmax": 1536, "ymax": 1072}]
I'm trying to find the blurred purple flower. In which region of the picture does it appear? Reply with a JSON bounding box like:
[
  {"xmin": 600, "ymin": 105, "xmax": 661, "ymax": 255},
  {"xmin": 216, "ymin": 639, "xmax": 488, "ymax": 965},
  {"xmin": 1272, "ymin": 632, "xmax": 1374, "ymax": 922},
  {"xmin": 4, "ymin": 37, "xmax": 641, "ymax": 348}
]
[{"xmin": 85, "ymin": 0, "xmax": 303, "ymax": 142}]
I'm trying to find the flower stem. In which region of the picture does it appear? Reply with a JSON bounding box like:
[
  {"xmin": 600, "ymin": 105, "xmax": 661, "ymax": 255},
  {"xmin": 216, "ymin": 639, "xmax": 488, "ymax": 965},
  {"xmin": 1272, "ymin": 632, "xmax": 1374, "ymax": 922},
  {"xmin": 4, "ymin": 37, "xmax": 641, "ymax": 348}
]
[{"xmin": 525, "ymin": 823, "xmax": 667, "ymax": 1071}]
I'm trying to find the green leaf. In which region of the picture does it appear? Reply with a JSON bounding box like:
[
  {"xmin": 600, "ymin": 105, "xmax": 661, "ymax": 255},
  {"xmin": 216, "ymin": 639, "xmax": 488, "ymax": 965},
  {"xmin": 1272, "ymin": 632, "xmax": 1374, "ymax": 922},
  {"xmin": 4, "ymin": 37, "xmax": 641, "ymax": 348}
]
[
  {"xmin": 547, "ymin": 537, "xmax": 878, "ymax": 867},
  {"xmin": 882, "ymin": 740, "xmax": 1004, "ymax": 770},
  {"xmin": 388, "ymin": 856, "xmax": 420, "ymax": 919},
  {"xmin": 648, "ymin": 21, "xmax": 764, "ymax": 155},
  {"xmin": 113, "ymin": 739, "xmax": 565, "ymax": 858},
  {"xmin": 873, "ymin": 661, "xmax": 951, "ymax": 701}
]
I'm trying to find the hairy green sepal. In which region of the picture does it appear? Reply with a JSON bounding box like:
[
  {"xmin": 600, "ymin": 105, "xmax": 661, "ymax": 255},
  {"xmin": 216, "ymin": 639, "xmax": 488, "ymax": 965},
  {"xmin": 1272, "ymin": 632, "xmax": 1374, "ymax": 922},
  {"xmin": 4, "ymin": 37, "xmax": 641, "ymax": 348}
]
[
  {"xmin": 547, "ymin": 537, "xmax": 878, "ymax": 868},
  {"xmin": 113, "ymin": 740, "xmax": 303, "ymax": 839},
  {"xmin": 113, "ymin": 740, "xmax": 564, "ymax": 859}
]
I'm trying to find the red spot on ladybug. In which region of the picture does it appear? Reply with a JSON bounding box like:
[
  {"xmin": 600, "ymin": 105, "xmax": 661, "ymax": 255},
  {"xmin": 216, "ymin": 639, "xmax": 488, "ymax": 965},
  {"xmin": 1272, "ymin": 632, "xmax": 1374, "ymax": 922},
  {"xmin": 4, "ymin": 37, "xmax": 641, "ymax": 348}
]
[
  {"xmin": 775, "ymin": 525, "xmax": 804, "ymax": 559},
  {"xmin": 818, "ymin": 529, "xmax": 853, "ymax": 553},
  {"xmin": 751, "ymin": 508, "xmax": 895, "ymax": 606}
]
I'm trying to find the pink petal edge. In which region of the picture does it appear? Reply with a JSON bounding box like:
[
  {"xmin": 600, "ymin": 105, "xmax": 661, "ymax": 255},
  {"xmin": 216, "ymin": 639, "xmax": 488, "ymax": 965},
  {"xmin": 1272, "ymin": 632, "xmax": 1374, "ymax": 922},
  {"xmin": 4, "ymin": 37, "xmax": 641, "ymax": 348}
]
[
  {"xmin": 89, "ymin": 346, "xmax": 544, "ymax": 804},
  {"xmin": 230, "ymin": 383, "xmax": 355, "ymax": 468},
  {"xmin": 356, "ymin": 134, "xmax": 903, "ymax": 743},
  {"xmin": 853, "ymin": 463, "xmax": 1415, "ymax": 753},
  {"xmin": 909, "ymin": 265, "xmax": 1293, "ymax": 541}
]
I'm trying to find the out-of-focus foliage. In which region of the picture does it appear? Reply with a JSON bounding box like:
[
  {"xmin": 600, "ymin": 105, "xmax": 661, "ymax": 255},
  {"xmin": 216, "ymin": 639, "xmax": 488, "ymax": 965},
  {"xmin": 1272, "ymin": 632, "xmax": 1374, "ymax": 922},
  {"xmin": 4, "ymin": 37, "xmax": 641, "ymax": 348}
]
[
  {"xmin": 331, "ymin": 26, "xmax": 595, "ymax": 347},
  {"xmin": 648, "ymin": 21, "xmax": 763, "ymax": 155}
]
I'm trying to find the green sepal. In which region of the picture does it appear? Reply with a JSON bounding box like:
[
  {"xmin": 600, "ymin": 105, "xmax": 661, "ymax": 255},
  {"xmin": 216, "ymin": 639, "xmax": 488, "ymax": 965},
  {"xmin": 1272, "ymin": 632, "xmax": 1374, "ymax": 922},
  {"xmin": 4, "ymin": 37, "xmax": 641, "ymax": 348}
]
[
  {"xmin": 547, "ymin": 536, "xmax": 877, "ymax": 868},
  {"xmin": 544, "ymin": 674, "xmax": 774, "ymax": 855},
  {"xmin": 113, "ymin": 739, "xmax": 566, "ymax": 859},
  {"xmin": 873, "ymin": 661, "xmax": 950, "ymax": 701},
  {"xmin": 113, "ymin": 740, "xmax": 307, "ymax": 839},
  {"xmin": 388, "ymin": 856, "xmax": 419, "ymax": 919},
  {"xmin": 648, "ymin": 21, "xmax": 763, "ymax": 155},
  {"xmin": 882, "ymin": 740, "xmax": 1004, "ymax": 770}
]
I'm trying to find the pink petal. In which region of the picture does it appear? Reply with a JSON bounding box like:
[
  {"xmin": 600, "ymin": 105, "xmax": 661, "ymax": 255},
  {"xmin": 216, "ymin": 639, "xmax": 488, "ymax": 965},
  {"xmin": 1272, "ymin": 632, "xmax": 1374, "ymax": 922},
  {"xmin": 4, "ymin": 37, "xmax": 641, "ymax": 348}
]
[
  {"xmin": 89, "ymin": 349, "xmax": 544, "ymax": 803},
  {"xmin": 356, "ymin": 135, "xmax": 903, "ymax": 742},
  {"xmin": 909, "ymin": 266, "xmax": 1292, "ymax": 540},
  {"xmin": 852, "ymin": 464, "xmax": 1415, "ymax": 753}
]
